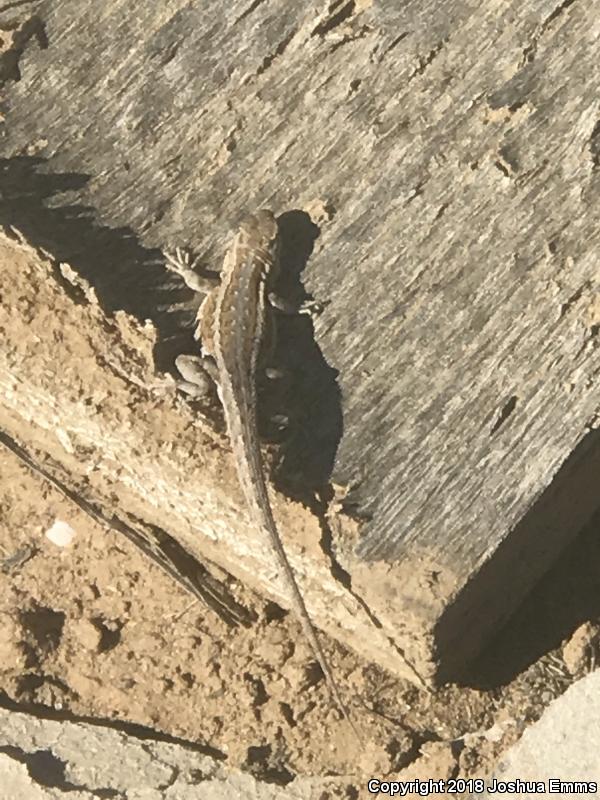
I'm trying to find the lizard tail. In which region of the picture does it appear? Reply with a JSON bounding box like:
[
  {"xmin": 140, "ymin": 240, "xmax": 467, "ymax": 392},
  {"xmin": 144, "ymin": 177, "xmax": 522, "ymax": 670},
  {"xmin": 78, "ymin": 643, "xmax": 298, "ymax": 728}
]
[{"xmin": 258, "ymin": 497, "xmax": 364, "ymax": 744}]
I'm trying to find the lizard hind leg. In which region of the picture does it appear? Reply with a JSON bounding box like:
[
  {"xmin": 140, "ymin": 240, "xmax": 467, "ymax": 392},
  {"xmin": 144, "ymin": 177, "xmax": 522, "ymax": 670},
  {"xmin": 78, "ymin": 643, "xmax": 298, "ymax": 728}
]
[{"xmin": 174, "ymin": 354, "xmax": 218, "ymax": 398}]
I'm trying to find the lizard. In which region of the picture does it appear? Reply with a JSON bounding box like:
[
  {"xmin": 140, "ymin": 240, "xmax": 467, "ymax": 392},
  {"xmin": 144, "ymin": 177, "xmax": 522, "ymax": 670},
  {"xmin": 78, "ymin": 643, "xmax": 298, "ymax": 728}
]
[{"xmin": 165, "ymin": 210, "xmax": 359, "ymax": 736}]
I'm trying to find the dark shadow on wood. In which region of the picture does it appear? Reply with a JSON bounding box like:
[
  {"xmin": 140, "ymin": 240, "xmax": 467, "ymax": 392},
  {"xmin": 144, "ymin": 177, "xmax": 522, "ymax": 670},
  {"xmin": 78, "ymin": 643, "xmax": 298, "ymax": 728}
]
[
  {"xmin": 435, "ymin": 428, "xmax": 600, "ymax": 687},
  {"xmin": 0, "ymin": 154, "xmax": 198, "ymax": 372},
  {"xmin": 0, "ymin": 13, "xmax": 48, "ymax": 84},
  {"xmin": 464, "ymin": 506, "xmax": 600, "ymax": 689},
  {"xmin": 268, "ymin": 210, "xmax": 343, "ymax": 496}
]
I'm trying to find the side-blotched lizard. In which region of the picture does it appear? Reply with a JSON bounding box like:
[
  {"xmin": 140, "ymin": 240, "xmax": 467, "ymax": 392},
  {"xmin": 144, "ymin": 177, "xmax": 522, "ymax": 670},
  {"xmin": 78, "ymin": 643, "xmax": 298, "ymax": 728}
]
[{"xmin": 165, "ymin": 210, "xmax": 358, "ymax": 735}]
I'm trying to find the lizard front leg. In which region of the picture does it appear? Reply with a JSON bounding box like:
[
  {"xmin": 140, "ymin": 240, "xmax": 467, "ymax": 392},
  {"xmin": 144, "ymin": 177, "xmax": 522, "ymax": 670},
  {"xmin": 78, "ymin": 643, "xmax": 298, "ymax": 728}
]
[
  {"xmin": 164, "ymin": 248, "xmax": 220, "ymax": 294},
  {"xmin": 262, "ymin": 290, "xmax": 326, "ymax": 380},
  {"xmin": 164, "ymin": 247, "xmax": 220, "ymax": 398}
]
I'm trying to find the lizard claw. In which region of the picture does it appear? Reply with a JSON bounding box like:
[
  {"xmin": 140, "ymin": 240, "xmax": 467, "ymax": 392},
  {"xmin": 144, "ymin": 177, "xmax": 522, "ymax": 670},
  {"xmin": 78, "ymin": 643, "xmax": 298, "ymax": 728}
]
[
  {"xmin": 164, "ymin": 247, "xmax": 200, "ymax": 274},
  {"xmin": 270, "ymin": 413, "xmax": 289, "ymax": 430},
  {"xmin": 264, "ymin": 366, "xmax": 285, "ymax": 380},
  {"xmin": 298, "ymin": 298, "xmax": 328, "ymax": 317},
  {"xmin": 268, "ymin": 293, "xmax": 328, "ymax": 317}
]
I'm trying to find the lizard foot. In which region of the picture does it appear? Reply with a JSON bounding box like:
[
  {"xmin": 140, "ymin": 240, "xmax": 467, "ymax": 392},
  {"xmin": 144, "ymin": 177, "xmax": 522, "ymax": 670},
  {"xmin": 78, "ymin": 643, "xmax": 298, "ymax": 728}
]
[
  {"xmin": 164, "ymin": 248, "xmax": 219, "ymax": 294},
  {"xmin": 174, "ymin": 354, "xmax": 216, "ymax": 397}
]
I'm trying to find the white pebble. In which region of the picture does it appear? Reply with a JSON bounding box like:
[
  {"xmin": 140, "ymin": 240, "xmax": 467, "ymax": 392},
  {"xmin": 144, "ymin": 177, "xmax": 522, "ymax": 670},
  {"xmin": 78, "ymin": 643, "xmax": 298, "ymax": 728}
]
[{"xmin": 45, "ymin": 520, "xmax": 76, "ymax": 547}]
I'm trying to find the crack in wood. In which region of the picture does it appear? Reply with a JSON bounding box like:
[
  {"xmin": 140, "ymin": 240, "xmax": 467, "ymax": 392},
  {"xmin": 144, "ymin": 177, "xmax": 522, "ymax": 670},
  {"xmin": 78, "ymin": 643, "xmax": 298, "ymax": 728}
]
[
  {"xmin": 490, "ymin": 395, "xmax": 518, "ymax": 436},
  {"xmin": 256, "ymin": 31, "xmax": 295, "ymax": 77},
  {"xmin": 522, "ymin": 0, "xmax": 578, "ymax": 65},
  {"xmin": 234, "ymin": 0, "xmax": 269, "ymax": 26},
  {"xmin": 589, "ymin": 119, "xmax": 600, "ymax": 169},
  {"xmin": 0, "ymin": 13, "xmax": 47, "ymax": 83},
  {"xmin": 407, "ymin": 39, "xmax": 446, "ymax": 82},
  {"xmin": 312, "ymin": 0, "xmax": 358, "ymax": 38}
]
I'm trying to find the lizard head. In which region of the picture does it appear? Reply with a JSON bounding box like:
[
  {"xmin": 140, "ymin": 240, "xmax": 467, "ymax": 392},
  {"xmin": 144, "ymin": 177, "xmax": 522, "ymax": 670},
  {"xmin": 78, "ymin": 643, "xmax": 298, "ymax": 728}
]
[{"xmin": 240, "ymin": 209, "xmax": 280, "ymax": 255}]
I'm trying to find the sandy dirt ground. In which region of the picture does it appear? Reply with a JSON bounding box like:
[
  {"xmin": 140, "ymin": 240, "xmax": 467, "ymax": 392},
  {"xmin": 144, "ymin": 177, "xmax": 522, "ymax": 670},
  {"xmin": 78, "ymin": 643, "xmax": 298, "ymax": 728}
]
[{"xmin": 1, "ymin": 438, "xmax": 599, "ymax": 797}]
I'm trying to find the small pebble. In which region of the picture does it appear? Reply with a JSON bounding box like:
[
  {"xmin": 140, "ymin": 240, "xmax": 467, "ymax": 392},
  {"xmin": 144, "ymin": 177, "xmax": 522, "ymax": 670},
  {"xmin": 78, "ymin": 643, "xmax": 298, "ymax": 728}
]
[{"xmin": 45, "ymin": 520, "xmax": 76, "ymax": 547}]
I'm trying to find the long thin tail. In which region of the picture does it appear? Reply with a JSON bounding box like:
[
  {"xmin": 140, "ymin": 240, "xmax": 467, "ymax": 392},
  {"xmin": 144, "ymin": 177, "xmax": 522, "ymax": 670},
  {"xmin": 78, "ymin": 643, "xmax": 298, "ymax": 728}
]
[
  {"xmin": 262, "ymin": 506, "xmax": 363, "ymax": 741},
  {"xmin": 224, "ymin": 384, "xmax": 362, "ymax": 739}
]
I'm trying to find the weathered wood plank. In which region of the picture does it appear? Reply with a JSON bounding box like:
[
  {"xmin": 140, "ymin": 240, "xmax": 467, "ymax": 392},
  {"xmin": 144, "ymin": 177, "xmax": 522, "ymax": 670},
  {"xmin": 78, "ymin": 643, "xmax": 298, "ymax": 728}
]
[
  {"xmin": 1, "ymin": 0, "xmax": 599, "ymax": 682},
  {"xmin": 0, "ymin": 232, "xmax": 398, "ymax": 674}
]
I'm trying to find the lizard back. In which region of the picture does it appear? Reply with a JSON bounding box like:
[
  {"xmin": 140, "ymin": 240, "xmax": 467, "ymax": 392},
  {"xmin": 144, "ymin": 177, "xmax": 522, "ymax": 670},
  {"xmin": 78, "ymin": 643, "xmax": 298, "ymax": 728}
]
[
  {"xmin": 210, "ymin": 210, "xmax": 279, "ymax": 521},
  {"xmin": 207, "ymin": 210, "xmax": 358, "ymax": 737}
]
